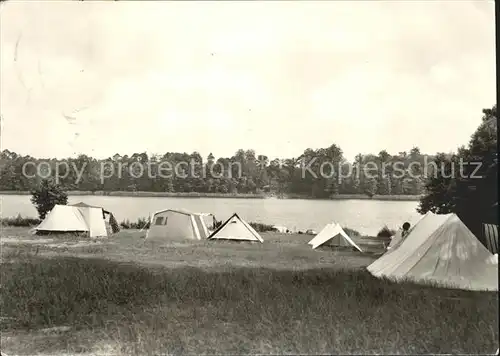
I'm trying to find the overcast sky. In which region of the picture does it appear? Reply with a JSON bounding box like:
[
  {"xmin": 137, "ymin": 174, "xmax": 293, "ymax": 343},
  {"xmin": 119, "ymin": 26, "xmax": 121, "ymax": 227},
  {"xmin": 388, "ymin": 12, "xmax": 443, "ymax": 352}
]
[{"xmin": 0, "ymin": 1, "xmax": 495, "ymax": 161}]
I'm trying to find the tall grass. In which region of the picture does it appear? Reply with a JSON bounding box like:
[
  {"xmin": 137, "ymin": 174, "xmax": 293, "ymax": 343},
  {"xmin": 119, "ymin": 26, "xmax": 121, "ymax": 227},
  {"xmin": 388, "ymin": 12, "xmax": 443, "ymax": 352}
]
[
  {"xmin": 1, "ymin": 256, "xmax": 497, "ymax": 355},
  {"xmin": 0, "ymin": 214, "xmax": 41, "ymax": 227}
]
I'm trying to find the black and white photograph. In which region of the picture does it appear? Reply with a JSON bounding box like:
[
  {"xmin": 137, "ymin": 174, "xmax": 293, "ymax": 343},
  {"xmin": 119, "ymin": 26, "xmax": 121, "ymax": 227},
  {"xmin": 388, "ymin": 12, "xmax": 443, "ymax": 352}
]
[{"xmin": 0, "ymin": 0, "xmax": 498, "ymax": 355}]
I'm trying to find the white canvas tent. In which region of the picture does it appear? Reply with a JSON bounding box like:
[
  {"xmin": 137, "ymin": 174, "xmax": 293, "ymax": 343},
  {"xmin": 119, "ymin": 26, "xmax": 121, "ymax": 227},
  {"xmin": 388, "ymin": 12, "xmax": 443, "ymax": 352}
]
[
  {"xmin": 308, "ymin": 223, "xmax": 363, "ymax": 251},
  {"xmin": 387, "ymin": 231, "xmax": 403, "ymax": 250},
  {"xmin": 486, "ymin": 253, "xmax": 498, "ymax": 265},
  {"xmin": 145, "ymin": 209, "xmax": 215, "ymax": 241},
  {"xmin": 208, "ymin": 213, "xmax": 264, "ymax": 242},
  {"xmin": 272, "ymin": 225, "xmax": 289, "ymax": 233},
  {"xmin": 367, "ymin": 212, "xmax": 498, "ymax": 291},
  {"xmin": 69, "ymin": 202, "xmax": 120, "ymax": 234},
  {"xmin": 35, "ymin": 204, "xmax": 108, "ymax": 238}
]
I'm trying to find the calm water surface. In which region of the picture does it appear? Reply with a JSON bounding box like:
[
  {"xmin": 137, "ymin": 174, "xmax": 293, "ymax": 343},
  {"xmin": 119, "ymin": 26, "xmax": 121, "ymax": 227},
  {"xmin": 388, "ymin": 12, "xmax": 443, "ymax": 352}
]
[{"xmin": 1, "ymin": 194, "xmax": 421, "ymax": 235}]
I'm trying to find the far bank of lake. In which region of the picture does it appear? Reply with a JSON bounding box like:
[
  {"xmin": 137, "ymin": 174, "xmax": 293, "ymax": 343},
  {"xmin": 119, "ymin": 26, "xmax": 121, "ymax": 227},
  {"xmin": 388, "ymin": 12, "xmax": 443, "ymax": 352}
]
[{"xmin": 0, "ymin": 190, "xmax": 423, "ymax": 201}]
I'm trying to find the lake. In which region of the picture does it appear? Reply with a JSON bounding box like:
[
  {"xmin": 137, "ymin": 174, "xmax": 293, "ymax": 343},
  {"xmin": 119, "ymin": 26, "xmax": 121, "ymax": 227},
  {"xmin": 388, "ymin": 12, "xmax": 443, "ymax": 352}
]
[{"xmin": 0, "ymin": 194, "xmax": 421, "ymax": 236}]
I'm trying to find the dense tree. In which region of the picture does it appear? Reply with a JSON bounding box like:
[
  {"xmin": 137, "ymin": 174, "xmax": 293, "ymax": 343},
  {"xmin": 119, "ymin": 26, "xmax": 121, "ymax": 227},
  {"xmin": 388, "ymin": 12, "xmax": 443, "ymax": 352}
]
[
  {"xmin": 418, "ymin": 105, "xmax": 498, "ymax": 243},
  {"xmin": 0, "ymin": 141, "xmax": 442, "ymax": 197},
  {"xmin": 30, "ymin": 179, "xmax": 68, "ymax": 219}
]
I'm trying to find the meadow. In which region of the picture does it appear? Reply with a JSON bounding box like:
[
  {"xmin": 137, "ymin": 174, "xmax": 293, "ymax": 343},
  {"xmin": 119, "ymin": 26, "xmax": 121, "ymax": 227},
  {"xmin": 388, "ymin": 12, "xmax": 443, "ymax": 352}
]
[{"xmin": 0, "ymin": 227, "xmax": 498, "ymax": 355}]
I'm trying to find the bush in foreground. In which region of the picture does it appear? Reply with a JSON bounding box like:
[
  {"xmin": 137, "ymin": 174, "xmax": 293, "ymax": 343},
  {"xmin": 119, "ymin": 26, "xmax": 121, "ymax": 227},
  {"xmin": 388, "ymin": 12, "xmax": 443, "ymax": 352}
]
[
  {"xmin": 0, "ymin": 256, "xmax": 497, "ymax": 355},
  {"xmin": 0, "ymin": 214, "xmax": 41, "ymax": 227},
  {"xmin": 377, "ymin": 225, "xmax": 396, "ymax": 238},
  {"xmin": 30, "ymin": 179, "xmax": 68, "ymax": 219},
  {"xmin": 120, "ymin": 217, "xmax": 150, "ymax": 229}
]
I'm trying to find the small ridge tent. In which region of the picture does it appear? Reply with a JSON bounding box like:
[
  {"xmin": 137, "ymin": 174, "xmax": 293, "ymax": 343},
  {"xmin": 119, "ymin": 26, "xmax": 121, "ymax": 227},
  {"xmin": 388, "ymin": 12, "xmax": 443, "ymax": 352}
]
[
  {"xmin": 307, "ymin": 223, "xmax": 363, "ymax": 251},
  {"xmin": 208, "ymin": 213, "xmax": 264, "ymax": 242},
  {"xmin": 272, "ymin": 225, "xmax": 289, "ymax": 233},
  {"xmin": 35, "ymin": 204, "xmax": 108, "ymax": 238},
  {"xmin": 367, "ymin": 212, "xmax": 498, "ymax": 291},
  {"xmin": 146, "ymin": 209, "xmax": 215, "ymax": 241}
]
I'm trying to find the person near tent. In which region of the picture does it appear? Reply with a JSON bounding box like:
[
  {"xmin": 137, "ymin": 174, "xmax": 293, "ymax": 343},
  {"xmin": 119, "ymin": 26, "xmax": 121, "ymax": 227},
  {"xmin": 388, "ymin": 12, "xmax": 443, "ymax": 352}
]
[
  {"xmin": 401, "ymin": 222, "xmax": 411, "ymax": 238},
  {"xmin": 386, "ymin": 222, "xmax": 411, "ymax": 250}
]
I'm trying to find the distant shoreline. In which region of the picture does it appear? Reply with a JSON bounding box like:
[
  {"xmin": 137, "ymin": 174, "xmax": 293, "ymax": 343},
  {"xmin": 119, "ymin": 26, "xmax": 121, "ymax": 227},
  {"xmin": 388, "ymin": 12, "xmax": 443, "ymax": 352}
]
[{"xmin": 0, "ymin": 191, "xmax": 422, "ymax": 201}]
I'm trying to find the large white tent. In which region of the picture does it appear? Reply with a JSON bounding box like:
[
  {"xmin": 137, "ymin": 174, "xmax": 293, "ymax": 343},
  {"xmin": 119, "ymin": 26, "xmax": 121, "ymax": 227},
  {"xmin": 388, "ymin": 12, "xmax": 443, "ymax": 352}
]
[
  {"xmin": 208, "ymin": 213, "xmax": 264, "ymax": 242},
  {"xmin": 367, "ymin": 212, "xmax": 498, "ymax": 291},
  {"xmin": 387, "ymin": 230, "xmax": 404, "ymax": 250},
  {"xmin": 145, "ymin": 209, "xmax": 215, "ymax": 241},
  {"xmin": 35, "ymin": 204, "xmax": 108, "ymax": 238},
  {"xmin": 69, "ymin": 202, "xmax": 120, "ymax": 234},
  {"xmin": 308, "ymin": 223, "xmax": 363, "ymax": 251}
]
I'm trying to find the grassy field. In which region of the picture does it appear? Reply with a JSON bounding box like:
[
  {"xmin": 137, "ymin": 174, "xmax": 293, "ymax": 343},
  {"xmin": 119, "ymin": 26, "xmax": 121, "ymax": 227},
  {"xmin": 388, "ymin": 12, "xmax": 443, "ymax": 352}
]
[{"xmin": 0, "ymin": 227, "xmax": 498, "ymax": 355}]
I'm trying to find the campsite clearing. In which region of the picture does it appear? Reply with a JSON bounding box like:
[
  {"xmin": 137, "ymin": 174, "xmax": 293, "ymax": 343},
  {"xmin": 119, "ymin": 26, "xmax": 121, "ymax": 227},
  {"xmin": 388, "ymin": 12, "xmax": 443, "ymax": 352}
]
[
  {"xmin": 0, "ymin": 227, "xmax": 377, "ymax": 270},
  {"xmin": 0, "ymin": 227, "xmax": 498, "ymax": 355}
]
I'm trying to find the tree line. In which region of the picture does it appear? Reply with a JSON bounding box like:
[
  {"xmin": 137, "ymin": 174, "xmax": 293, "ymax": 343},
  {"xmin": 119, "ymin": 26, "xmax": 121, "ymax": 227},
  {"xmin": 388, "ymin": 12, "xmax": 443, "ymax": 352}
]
[
  {"xmin": 1, "ymin": 145, "xmax": 434, "ymax": 198},
  {"xmin": 418, "ymin": 105, "xmax": 498, "ymax": 242}
]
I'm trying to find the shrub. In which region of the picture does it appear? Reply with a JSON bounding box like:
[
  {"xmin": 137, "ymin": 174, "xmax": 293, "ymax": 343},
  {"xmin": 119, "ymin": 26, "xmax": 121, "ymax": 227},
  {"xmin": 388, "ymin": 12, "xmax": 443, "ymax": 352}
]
[
  {"xmin": 377, "ymin": 225, "xmax": 396, "ymax": 238},
  {"xmin": 30, "ymin": 179, "xmax": 68, "ymax": 219},
  {"xmin": 120, "ymin": 217, "xmax": 150, "ymax": 229},
  {"xmin": 213, "ymin": 220, "xmax": 223, "ymax": 229},
  {"xmin": 1, "ymin": 214, "xmax": 41, "ymax": 227},
  {"xmin": 249, "ymin": 222, "xmax": 277, "ymax": 232}
]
